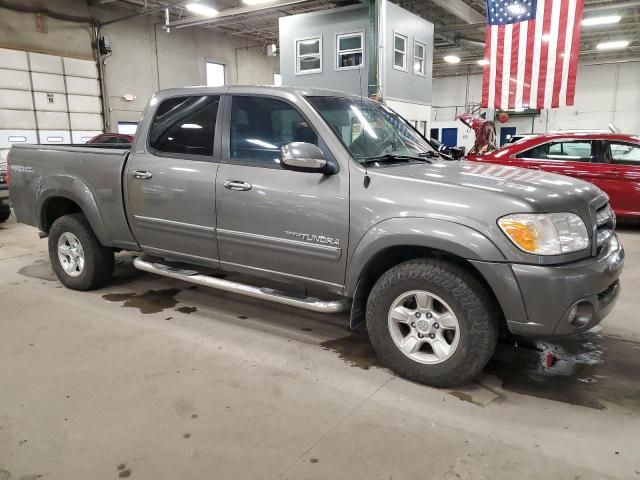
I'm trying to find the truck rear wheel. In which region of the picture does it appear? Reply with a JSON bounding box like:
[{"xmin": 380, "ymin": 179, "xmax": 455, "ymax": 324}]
[
  {"xmin": 48, "ymin": 213, "xmax": 114, "ymax": 291},
  {"xmin": 366, "ymin": 259, "xmax": 498, "ymax": 388},
  {"xmin": 0, "ymin": 208, "xmax": 10, "ymax": 223}
]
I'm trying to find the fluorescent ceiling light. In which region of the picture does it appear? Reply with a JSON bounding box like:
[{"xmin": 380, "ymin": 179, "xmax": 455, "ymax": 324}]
[
  {"xmin": 597, "ymin": 40, "xmax": 630, "ymax": 50},
  {"xmin": 242, "ymin": 0, "xmax": 276, "ymax": 4},
  {"xmin": 582, "ymin": 15, "xmax": 621, "ymax": 27},
  {"xmin": 186, "ymin": 2, "xmax": 219, "ymax": 17},
  {"xmin": 477, "ymin": 59, "xmax": 490, "ymax": 66},
  {"xmin": 444, "ymin": 55, "xmax": 461, "ymax": 64}
]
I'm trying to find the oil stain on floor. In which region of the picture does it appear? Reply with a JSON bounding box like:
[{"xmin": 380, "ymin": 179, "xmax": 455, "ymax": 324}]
[
  {"xmin": 322, "ymin": 329, "xmax": 640, "ymax": 410},
  {"xmin": 486, "ymin": 332, "xmax": 640, "ymax": 411},
  {"xmin": 103, "ymin": 288, "xmax": 182, "ymax": 314},
  {"xmin": 320, "ymin": 330, "xmax": 381, "ymax": 370}
]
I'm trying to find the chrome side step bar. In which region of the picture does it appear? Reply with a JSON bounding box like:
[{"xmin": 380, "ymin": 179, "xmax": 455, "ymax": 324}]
[{"xmin": 133, "ymin": 257, "xmax": 350, "ymax": 314}]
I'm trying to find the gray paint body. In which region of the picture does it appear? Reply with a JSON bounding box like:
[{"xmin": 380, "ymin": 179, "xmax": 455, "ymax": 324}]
[{"xmin": 8, "ymin": 86, "xmax": 624, "ymax": 336}]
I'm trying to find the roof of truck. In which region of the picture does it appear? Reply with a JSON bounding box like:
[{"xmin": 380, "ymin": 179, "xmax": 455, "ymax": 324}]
[{"xmin": 154, "ymin": 85, "xmax": 364, "ymax": 99}]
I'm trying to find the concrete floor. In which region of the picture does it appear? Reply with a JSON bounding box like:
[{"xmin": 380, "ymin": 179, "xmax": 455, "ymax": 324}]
[{"xmin": 1, "ymin": 216, "xmax": 639, "ymax": 480}]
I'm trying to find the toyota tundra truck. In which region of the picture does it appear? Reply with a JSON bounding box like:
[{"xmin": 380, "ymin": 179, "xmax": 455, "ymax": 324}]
[{"xmin": 7, "ymin": 86, "xmax": 624, "ymax": 387}]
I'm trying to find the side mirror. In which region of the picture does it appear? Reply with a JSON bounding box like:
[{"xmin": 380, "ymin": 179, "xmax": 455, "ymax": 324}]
[{"xmin": 281, "ymin": 142, "xmax": 330, "ymax": 173}]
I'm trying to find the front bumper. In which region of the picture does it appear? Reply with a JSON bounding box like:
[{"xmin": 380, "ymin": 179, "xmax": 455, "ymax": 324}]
[{"xmin": 509, "ymin": 235, "xmax": 623, "ymax": 336}]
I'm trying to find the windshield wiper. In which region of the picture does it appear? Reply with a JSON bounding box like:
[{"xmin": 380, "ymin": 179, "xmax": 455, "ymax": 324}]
[{"xmin": 362, "ymin": 153, "xmax": 434, "ymax": 165}]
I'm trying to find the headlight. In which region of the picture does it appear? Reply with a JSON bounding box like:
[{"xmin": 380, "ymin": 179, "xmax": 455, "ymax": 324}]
[{"xmin": 498, "ymin": 213, "xmax": 589, "ymax": 255}]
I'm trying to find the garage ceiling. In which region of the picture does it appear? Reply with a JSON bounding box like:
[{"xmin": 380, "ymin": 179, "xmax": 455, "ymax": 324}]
[{"xmin": 105, "ymin": 0, "xmax": 640, "ymax": 77}]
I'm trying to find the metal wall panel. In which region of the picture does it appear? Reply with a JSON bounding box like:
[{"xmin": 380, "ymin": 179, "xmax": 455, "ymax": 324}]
[
  {"xmin": 0, "ymin": 48, "xmax": 28, "ymax": 70},
  {"xmin": 0, "ymin": 130, "xmax": 38, "ymax": 148},
  {"xmin": 36, "ymin": 111, "xmax": 69, "ymax": 130},
  {"xmin": 0, "ymin": 90, "xmax": 33, "ymax": 110},
  {"xmin": 71, "ymin": 130, "xmax": 102, "ymax": 143},
  {"xmin": 67, "ymin": 94, "xmax": 101, "ymax": 114},
  {"xmin": 0, "ymin": 49, "xmax": 104, "ymax": 146},
  {"xmin": 38, "ymin": 130, "xmax": 71, "ymax": 144},
  {"xmin": 0, "ymin": 69, "xmax": 31, "ymax": 90},
  {"xmin": 31, "ymin": 72, "xmax": 66, "ymax": 93},
  {"xmin": 0, "ymin": 110, "xmax": 36, "ymax": 129},
  {"xmin": 70, "ymin": 113, "xmax": 102, "ymax": 131},
  {"xmin": 65, "ymin": 76, "xmax": 100, "ymax": 96},
  {"xmin": 63, "ymin": 58, "xmax": 98, "ymax": 79},
  {"xmin": 29, "ymin": 52, "xmax": 64, "ymax": 74},
  {"xmin": 33, "ymin": 92, "xmax": 68, "ymax": 112}
]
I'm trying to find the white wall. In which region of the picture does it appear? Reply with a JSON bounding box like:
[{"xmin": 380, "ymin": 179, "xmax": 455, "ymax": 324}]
[{"xmin": 431, "ymin": 62, "xmax": 640, "ymax": 136}]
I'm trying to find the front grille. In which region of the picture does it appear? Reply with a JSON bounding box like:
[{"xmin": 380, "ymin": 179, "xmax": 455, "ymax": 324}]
[{"xmin": 595, "ymin": 203, "xmax": 615, "ymax": 254}]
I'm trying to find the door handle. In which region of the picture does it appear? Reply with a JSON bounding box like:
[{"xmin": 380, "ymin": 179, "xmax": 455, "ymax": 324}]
[
  {"xmin": 224, "ymin": 180, "xmax": 252, "ymax": 191},
  {"xmin": 132, "ymin": 170, "xmax": 153, "ymax": 180}
]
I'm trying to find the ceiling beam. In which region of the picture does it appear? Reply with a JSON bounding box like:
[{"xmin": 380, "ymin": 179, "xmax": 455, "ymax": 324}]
[{"xmin": 429, "ymin": 0, "xmax": 484, "ymax": 24}]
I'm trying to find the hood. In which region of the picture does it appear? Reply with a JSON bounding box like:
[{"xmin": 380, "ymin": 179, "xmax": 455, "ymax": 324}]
[{"xmin": 363, "ymin": 160, "xmax": 605, "ymax": 229}]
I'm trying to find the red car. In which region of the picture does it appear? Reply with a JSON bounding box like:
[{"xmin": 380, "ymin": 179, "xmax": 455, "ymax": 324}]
[
  {"xmin": 466, "ymin": 133, "xmax": 640, "ymax": 218},
  {"xmin": 87, "ymin": 133, "xmax": 134, "ymax": 144}
]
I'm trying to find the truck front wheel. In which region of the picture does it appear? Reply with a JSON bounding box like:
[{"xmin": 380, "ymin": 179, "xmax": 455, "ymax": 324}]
[
  {"xmin": 366, "ymin": 259, "xmax": 498, "ymax": 388},
  {"xmin": 48, "ymin": 213, "xmax": 114, "ymax": 291}
]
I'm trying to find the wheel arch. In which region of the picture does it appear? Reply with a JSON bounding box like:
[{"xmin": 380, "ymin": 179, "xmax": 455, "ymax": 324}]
[
  {"xmin": 37, "ymin": 177, "xmax": 111, "ymax": 247},
  {"xmin": 345, "ymin": 218, "xmax": 508, "ymax": 330}
]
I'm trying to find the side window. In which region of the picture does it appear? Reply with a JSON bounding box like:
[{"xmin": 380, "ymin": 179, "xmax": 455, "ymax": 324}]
[
  {"xmin": 229, "ymin": 96, "xmax": 318, "ymax": 168},
  {"xmin": 548, "ymin": 141, "xmax": 593, "ymax": 162},
  {"xmin": 518, "ymin": 141, "xmax": 593, "ymax": 162},
  {"xmin": 149, "ymin": 95, "xmax": 220, "ymax": 157},
  {"xmin": 518, "ymin": 143, "xmax": 548, "ymax": 159},
  {"xmin": 608, "ymin": 142, "xmax": 640, "ymax": 165}
]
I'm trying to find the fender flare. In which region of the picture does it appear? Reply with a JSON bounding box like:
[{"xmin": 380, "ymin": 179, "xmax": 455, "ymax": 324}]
[
  {"xmin": 36, "ymin": 174, "xmax": 112, "ymax": 247},
  {"xmin": 344, "ymin": 217, "xmax": 507, "ymax": 296}
]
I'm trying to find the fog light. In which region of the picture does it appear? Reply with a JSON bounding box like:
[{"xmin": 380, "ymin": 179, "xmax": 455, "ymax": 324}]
[{"xmin": 568, "ymin": 301, "xmax": 594, "ymax": 328}]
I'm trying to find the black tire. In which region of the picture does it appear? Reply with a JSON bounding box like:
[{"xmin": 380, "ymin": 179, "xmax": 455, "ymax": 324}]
[
  {"xmin": 366, "ymin": 259, "xmax": 498, "ymax": 388},
  {"xmin": 0, "ymin": 208, "xmax": 10, "ymax": 223},
  {"xmin": 48, "ymin": 213, "xmax": 114, "ymax": 291}
]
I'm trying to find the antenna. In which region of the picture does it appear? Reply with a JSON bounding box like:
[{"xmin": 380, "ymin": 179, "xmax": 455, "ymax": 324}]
[{"xmin": 358, "ymin": 66, "xmax": 371, "ymax": 188}]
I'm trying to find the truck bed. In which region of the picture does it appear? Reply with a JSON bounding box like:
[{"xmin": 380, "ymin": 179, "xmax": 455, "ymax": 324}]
[{"xmin": 9, "ymin": 143, "xmax": 138, "ymax": 250}]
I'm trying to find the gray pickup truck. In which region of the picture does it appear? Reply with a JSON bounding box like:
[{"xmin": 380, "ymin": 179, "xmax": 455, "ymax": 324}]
[{"xmin": 8, "ymin": 86, "xmax": 624, "ymax": 387}]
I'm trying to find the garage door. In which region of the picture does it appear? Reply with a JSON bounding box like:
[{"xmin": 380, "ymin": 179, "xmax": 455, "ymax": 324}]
[{"xmin": 0, "ymin": 47, "xmax": 103, "ymax": 149}]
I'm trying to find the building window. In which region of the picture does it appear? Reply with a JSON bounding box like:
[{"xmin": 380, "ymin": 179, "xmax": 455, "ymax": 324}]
[
  {"xmin": 336, "ymin": 32, "xmax": 364, "ymax": 70},
  {"xmin": 296, "ymin": 36, "xmax": 322, "ymax": 74},
  {"xmin": 206, "ymin": 62, "xmax": 226, "ymax": 87},
  {"xmin": 393, "ymin": 33, "xmax": 407, "ymax": 71},
  {"xmin": 414, "ymin": 40, "xmax": 426, "ymax": 75}
]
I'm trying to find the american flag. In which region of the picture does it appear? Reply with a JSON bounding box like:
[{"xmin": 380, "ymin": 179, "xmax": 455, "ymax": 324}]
[{"xmin": 481, "ymin": 0, "xmax": 585, "ymax": 110}]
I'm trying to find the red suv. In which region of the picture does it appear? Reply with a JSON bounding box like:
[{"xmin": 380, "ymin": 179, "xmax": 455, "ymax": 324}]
[{"xmin": 466, "ymin": 133, "xmax": 640, "ymax": 218}]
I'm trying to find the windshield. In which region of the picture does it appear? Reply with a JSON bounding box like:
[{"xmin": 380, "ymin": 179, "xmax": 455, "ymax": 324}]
[{"xmin": 306, "ymin": 96, "xmax": 435, "ymax": 163}]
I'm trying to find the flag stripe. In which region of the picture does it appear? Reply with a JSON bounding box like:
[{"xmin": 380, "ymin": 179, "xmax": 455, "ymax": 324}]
[
  {"xmin": 515, "ymin": 21, "xmax": 527, "ymax": 108},
  {"xmin": 523, "ymin": 18, "xmax": 535, "ymax": 108},
  {"xmin": 501, "ymin": 24, "xmax": 512, "ymax": 110},
  {"xmin": 494, "ymin": 25, "xmax": 504, "ymax": 109},
  {"xmin": 567, "ymin": 0, "xmax": 584, "ymax": 104},
  {"xmin": 559, "ymin": 0, "xmax": 577, "ymax": 105},
  {"xmin": 552, "ymin": 0, "xmax": 570, "ymax": 107},
  {"xmin": 482, "ymin": 26, "xmax": 492, "ymax": 107},
  {"xmin": 544, "ymin": 0, "xmax": 562, "ymax": 108},
  {"xmin": 536, "ymin": 1, "xmax": 553, "ymax": 109},
  {"xmin": 508, "ymin": 23, "xmax": 520, "ymax": 109},
  {"xmin": 529, "ymin": 0, "xmax": 546, "ymax": 108},
  {"xmin": 488, "ymin": 25, "xmax": 498, "ymax": 108}
]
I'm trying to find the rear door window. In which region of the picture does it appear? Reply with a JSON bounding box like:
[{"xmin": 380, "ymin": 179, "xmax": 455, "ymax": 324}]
[
  {"xmin": 149, "ymin": 95, "xmax": 220, "ymax": 158},
  {"xmin": 607, "ymin": 142, "xmax": 640, "ymax": 166}
]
